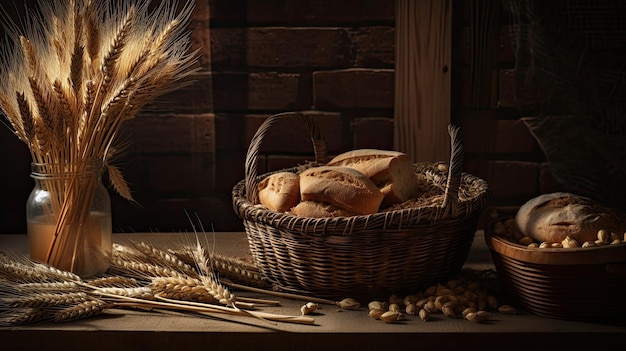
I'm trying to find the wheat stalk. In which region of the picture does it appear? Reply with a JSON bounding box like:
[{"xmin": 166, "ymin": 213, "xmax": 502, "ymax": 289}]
[
  {"xmin": 0, "ymin": 0, "xmax": 200, "ymax": 275},
  {"xmin": 0, "ymin": 244, "xmax": 321, "ymax": 327}
]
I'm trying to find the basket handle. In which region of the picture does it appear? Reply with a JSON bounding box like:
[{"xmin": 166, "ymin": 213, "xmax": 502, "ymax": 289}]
[
  {"xmin": 245, "ymin": 112, "xmax": 327, "ymax": 204},
  {"xmin": 440, "ymin": 124, "xmax": 464, "ymax": 217}
]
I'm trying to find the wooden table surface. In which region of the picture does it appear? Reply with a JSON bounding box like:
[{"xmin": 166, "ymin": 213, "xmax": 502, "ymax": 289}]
[{"xmin": 0, "ymin": 231, "xmax": 624, "ymax": 351}]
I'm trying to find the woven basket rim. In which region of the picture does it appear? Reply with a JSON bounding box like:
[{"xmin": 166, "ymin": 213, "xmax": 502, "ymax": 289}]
[
  {"xmin": 232, "ymin": 112, "xmax": 490, "ymax": 235},
  {"xmin": 485, "ymin": 216, "xmax": 626, "ymax": 265},
  {"xmin": 233, "ymin": 167, "xmax": 489, "ymax": 235}
]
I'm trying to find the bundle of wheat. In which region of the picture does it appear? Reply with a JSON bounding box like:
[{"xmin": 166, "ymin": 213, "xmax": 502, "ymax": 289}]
[{"xmin": 0, "ymin": 0, "xmax": 200, "ymax": 272}]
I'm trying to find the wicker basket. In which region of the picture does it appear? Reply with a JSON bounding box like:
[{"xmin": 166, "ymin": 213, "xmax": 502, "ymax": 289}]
[
  {"xmin": 232, "ymin": 112, "xmax": 490, "ymax": 300},
  {"xmin": 485, "ymin": 215, "xmax": 626, "ymax": 320}
]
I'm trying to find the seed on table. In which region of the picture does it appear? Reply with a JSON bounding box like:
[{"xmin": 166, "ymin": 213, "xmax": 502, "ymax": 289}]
[
  {"xmin": 380, "ymin": 311, "xmax": 402, "ymax": 323},
  {"xmin": 498, "ymin": 305, "xmax": 518, "ymax": 314},
  {"xmin": 416, "ymin": 297, "xmax": 430, "ymax": 309},
  {"xmin": 465, "ymin": 312, "xmax": 486, "ymax": 323},
  {"xmin": 369, "ymin": 308, "xmax": 385, "ymax": 320},
  {"xmin": 405, "ymin": 303, "xmax": 417, "ymax": 316},
  {"xmin": 389, "ymin": 303, "xmax": 401, "ymax": 313},
  {"xmin": 368, "ymin": 301, "xmax": 384, "ymax": 311},
  {"xmin": 419, "ymin": 308, "xmax": 430, "ymax": 321},
  {"xmin": 442, "ymin": 303, "xmax": 457, "ymax": 318},
  {"xmin": 337, "ymin": 298, "xmax": 360, "ymax": 310},
  {"xmin": 462, "ymin": 307, "xmax": 476, "ymax": 318},
  {"xmin": 424, "ymin": 300, "xmax": 438, "ymax": 313}
]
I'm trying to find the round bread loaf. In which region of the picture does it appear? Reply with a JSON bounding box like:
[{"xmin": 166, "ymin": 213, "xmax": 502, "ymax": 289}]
[
  {"xmin": 299, "ymin": 166, "xmax": 384, "ymax": 215},
  {"xmin": 327, "ymin": 149, "xmax": 419, "ymax": 207},
  {"xmin": 257, "ymin": 171, "xmax": 300, "ymax": 212},
  {"xmin": 515, "ymin": 192, "xmax": 623, "ymax": 244},
  {"xmin": 290, "ymin": 200, "xmax": 355, "ymax": 218}
]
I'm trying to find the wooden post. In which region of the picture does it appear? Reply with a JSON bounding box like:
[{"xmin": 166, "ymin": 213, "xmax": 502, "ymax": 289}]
[{"xmin": 394, "ymin": 0, "xmax": 452, "ymax": 163}]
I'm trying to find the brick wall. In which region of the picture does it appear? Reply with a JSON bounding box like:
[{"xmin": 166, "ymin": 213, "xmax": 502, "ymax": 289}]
[
  {"xmin": 452, "ymin": 0, "xmax": 564, "ymax": 222},
  {"xmin": 0, "ymin": 0, "xmax": 558, "ymax": 234}
]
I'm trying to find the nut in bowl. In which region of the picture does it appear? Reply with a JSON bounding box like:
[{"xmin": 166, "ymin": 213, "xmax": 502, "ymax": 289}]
[{"xmin": 485, "ymin": 201, "xmax": 626, "ymax": 320}]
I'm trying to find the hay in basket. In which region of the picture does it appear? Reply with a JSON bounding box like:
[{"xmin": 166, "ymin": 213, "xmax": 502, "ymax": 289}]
[{"xmin": 232, "ymin": 112, "xmax": 490, "ymax": 301}]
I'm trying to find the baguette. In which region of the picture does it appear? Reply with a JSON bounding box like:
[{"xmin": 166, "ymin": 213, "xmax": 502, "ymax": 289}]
[
  {"xmin": 327, "ymin": 149, "xmax": 419, "ymax": 207},
  {"xmin": 290, "ymin": 200, "xmax": 355, "ymax": 218},
  {"xmin": 257, "ymin": 171, "xmax": 300, "ymax": 212},
  {"xmin": 299, "ymin": 166, "xmax": 384, "ymax": 215}
]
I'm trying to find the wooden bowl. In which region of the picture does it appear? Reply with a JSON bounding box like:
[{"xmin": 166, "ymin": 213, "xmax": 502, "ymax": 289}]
[{"xmin": 484, "ymin": 217, "xmax": 626, "ymax": 320}]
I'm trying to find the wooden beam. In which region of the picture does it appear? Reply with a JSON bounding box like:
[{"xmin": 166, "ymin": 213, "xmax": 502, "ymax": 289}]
[{"xmin": 394, "ymin": 0, "xmax": 452, "ymax": 163}]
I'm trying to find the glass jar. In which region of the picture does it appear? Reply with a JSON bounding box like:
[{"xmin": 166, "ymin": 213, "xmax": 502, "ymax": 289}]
[{"xmin": 26, "ymin": 161, "xmax": 112, "ymax": 277}]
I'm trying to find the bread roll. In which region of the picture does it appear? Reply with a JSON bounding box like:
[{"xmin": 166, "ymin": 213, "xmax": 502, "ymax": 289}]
[
  {"xmin": 290, "ymin": 200, "xmax": 355, "ymax": 218},
  {"xmin": 257, "ymin": 171, "xmax": 300, "ymax": 212},
  {"xmin": 515, "ymin": 192, "xmax": 623, "ymax": 244},
  {"xmin": 327, "ymin": 149, "xmax": 419, "ymax": 207},
  {"xmin": 299, "ymin": 166, "xmax": 384, "ymax": 215}
]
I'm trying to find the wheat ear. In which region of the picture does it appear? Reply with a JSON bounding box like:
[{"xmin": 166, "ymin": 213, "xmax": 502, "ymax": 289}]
[
  {"xmin": 108, "ymin": 256, "xmax": 188, "ymax": 280},
  {"xmin": 86, "ymin": 276, "xmax": 140, "ymax": 288},
  {"xmin": 210, "ymin": 253, "xmax": 271, "ymax": 289},
  {"xmin": 53, "ymin": 298, "xmax": 110, "ymax": 322},
  {"xmin": 0, "ymin": 308, "xmax": 47, "ymax": 326},
  {"xmin": 2, "ymin": 292, "xmax": 90, "ymax": 308},
  {"xmin": 148, "ymin": 276, "xmax": 219, "ymax": 304},
  {"xmin": 132, "ymin": 241, "xmax": 197, "ymax": 277}
]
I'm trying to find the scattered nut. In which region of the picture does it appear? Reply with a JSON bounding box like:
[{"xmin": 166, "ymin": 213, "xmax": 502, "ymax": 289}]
[
  {"xmin": 405, "ymin": 302, "xmax": 417, "ymax": 316},
  {"xmin": 380, "ymin": 311, "xmax": 403, "ymax": 323},
  {"xmin": 498, "ymin": 305, "xmax": 518, "ymax": 315},
  {"xmin": 561, "ymin": 236, "xmax": 579, "ymax": 248},
  {"xmin": 464, "ymin": 312, "xmax": 484, "ymax": 323},
  {"xmin": 368, "ymin": 301, "xmax": 384, "ymax": 311},
  {"xmin": 368, "ymin": 308, "xmax": 385, "ymax": 320},
  {"xmin": 389, "ymin": 303, "xmax": 401, "ymax": 313},
  {"xmin": 337, "ymin": 298, "xmax": 360, "ymax": 310},
  {"xmin": 442, "ymin": 303, "xmax": 457, "ymax": 318},
  {"xmin": 476, "ymin": 310, "xmax": 492, "ymax": 320},
  {"xmin": 418, "ymin": 308, "xmax": 430, "ymax": 321},
  {"xmin": 300, "ymin": 302, "xmax": 318, "ymax": 315}
]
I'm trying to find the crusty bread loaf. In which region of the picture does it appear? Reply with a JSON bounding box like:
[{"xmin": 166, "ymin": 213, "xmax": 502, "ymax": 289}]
[
  {"xmin": 515, "ymin": 192, "xmax": 623, "ymax": 244},
  {"xmin": 290, "ymin": 200, "xmax": 355, "ymax": 218},
  {"xmin": 299, "ymin": 166, "xmax": 384, "ymax": 215},
  {"xmin": 257, "ymin": 171, "xmax": 300, "ymax": 212},
  {"xmin": 327, "ymin": 149, "xmax": 419, "ymax": 207}
]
